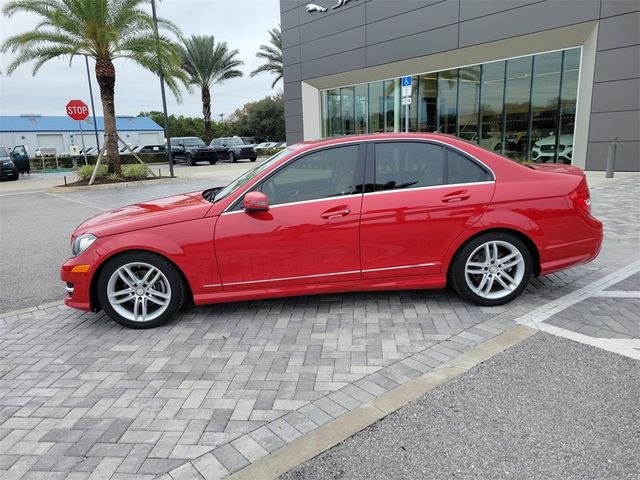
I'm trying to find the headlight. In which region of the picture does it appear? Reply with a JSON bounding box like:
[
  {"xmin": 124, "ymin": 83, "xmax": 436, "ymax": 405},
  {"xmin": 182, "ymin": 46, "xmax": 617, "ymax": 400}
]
[{"xmin": 71, "ymin": 234, "xmax": 97, "ymax": 257}]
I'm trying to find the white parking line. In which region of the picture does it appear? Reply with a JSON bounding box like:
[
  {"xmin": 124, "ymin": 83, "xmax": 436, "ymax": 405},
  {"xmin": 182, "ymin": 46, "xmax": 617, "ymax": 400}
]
[{"xmin": 516, "ymin": 261, "xmax": 640, "ymax": 359}]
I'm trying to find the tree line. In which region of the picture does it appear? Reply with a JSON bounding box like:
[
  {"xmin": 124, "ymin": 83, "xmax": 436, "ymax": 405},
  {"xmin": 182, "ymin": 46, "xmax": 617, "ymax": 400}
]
[{"xmin": 1, "ymin": 0, "xmax": 284, "ymax": 174}]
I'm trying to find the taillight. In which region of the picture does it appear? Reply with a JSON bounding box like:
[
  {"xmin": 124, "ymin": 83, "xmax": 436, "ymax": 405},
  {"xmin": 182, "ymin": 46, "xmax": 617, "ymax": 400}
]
[{"xmin": 570, "ymin": 177, "xmax": 592, "ymax": 214}]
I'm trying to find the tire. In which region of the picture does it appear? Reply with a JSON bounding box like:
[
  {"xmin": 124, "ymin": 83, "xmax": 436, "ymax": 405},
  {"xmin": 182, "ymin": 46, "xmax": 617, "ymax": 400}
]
[
  {"xmin": 250, "ymin": 157, "xmax": 257, "ymax": 162},
  {"xmin": 186, "ymin": 153, "xmax": 196, "ymax": 166},
  {"xmin": 209, "ymin": 159, "xmax": 217, "ymax": 165},
  {"xmin": 449, "ymin": 232, "xmax": 532, "ymax": 306},
  {"xmin": 229, "ymin": 151, "xmax": 236, "ymax": 163},
  {"xmin": 10, "ymin": 173, "xmax": 19, "ymax": 181},
  {"xmin": 97, "ymin": 251, "xmax": 185, "ymax": 329}
]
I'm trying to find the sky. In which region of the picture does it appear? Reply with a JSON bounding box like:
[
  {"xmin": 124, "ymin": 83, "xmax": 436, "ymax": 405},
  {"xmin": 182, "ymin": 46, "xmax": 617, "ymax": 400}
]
[{"xmin": 0, "ymin": 0, "xmax": 281, "ymax": 119}]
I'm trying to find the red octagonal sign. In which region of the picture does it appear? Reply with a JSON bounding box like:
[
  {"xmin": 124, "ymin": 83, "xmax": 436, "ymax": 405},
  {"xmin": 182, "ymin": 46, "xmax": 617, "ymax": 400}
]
[{"xmin": 66, "ymin": 99, "xmax": 89, "ymax": 121}]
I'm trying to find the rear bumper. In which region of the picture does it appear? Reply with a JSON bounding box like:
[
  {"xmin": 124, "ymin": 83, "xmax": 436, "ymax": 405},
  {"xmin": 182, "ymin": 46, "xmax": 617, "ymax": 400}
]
[{"xmin": 539, "ymin": 213, "xmax": 603, "ymax": 276}]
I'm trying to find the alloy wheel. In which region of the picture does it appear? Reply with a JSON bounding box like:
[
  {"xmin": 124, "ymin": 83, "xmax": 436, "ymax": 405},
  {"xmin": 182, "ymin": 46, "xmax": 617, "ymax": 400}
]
[
  {"xmin": 106, "ymin": 262, "xmax": 172, "ymax": 322},
  {"xmin": 464, "ymin": 240, "xmax": 525, "ymax": 300}
]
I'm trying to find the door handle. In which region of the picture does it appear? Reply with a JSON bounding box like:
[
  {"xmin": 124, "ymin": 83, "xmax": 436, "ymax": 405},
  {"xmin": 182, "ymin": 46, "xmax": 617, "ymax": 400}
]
[
  {"xmin": 441, "ymin": 190, "xmax": 470, "ymax": 203},
  {"xmin": 320, "ymin": 208, "xmax": 351, "ymax": 219}
]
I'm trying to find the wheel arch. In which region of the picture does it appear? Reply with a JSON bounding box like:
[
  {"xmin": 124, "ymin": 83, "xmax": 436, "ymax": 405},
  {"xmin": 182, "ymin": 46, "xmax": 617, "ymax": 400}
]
[
  {"xmin": 89, "ymin": 248, "xmax": 194, "ymax": 312},
  {"xmin": 446, "ymin": 227, "xmax": 541, "ymax": 282}
]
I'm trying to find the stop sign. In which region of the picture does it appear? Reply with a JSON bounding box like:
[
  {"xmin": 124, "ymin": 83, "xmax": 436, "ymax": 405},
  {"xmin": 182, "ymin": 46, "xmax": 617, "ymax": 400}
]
[{"xmin": 66, "ymin": 99, "xmax": 89, "ymax": 121}]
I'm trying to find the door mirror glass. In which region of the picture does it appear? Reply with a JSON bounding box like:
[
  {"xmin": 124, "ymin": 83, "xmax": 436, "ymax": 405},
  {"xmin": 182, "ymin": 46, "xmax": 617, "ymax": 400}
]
[{"xmin": 243, "ymin": 191, "xmax": 270, "ymax": 212}]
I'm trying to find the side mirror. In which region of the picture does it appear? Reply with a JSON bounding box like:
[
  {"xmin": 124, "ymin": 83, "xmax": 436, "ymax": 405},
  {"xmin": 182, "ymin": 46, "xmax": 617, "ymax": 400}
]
[{"xmin": 243, "ymin": 191, "xmax": 269, "ymax": 212}]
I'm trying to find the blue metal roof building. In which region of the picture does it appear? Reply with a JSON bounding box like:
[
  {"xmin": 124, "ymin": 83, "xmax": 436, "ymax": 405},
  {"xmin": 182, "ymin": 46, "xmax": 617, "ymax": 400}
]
[
  {"xmin": 0, "ymin": 115, "xmax": 163, "ymax": 132},
  {"xmin": 0, "ymin": 115, "xmax": 164, "ymax": 155}
]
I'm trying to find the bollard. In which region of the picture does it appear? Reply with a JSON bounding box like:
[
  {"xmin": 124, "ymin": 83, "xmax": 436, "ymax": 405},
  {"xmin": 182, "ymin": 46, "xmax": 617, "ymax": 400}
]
[{"xmin": 605, "ymin": 137, "xmax": 617, "ymax": 178}]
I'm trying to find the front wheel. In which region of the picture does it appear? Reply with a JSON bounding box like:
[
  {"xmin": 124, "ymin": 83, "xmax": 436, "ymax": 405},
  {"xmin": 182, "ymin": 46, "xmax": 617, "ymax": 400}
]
[
  {"xmin": 186, "ymin": 153, "xmax": 196, "ymax": 166},
  {"xmin": 449, "ymin": 233, "xmax": 532, "ymax": 306},
  {"xmin": 229, "ymin": 151, "xmax": 236, "ymax": 163},
  {"xmin": 209, "ymin": 159, "xmax": 217, "ymax": 165},
  {"xmin": 97, "ymin": 252, "xmax": 185, "ymax": 328}
]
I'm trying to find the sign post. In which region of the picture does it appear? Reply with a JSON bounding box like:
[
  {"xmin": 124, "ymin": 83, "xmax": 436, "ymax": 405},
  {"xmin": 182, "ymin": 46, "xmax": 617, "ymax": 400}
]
[
  {"xmin": 401, "ymin": 76, "xmax": 412, "ymax": 133},
  {"xmin": 66, "ymin": 99, "xmax": 90, "ymax": 166}
]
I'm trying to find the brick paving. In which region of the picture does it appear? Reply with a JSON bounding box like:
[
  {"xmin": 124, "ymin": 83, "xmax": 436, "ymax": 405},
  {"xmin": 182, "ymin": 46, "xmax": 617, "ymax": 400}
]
[{"xmin": 0, "ymin": 178, "xmax": 637, "ymax": 479}]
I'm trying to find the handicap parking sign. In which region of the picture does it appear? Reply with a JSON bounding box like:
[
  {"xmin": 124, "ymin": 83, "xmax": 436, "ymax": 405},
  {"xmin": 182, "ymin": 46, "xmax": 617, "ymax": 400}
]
[{"xmin": 401, "ymin": 76, "xmax": 412, "ymax": 87}]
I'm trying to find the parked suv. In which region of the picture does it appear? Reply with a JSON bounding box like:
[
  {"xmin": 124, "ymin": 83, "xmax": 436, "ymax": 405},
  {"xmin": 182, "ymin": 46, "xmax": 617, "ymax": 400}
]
[
  {"xmin": 210, "ymin": 137, "xmax": 257, "ymax": 163},
  {"xmin": 0, "ymin": 146, "xmax": 19, "ymax": 181},
  {"xmin": 170, "ymin": 137, "xmax": 216, "ymax": 166}
]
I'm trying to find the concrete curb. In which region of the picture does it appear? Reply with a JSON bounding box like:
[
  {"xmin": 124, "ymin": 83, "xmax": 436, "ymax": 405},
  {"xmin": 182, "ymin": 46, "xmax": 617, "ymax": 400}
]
[
  {"xmin": 0, "ymin": 300, "xmax": 65, "ymax": 320},
  {"xmin": 47, "ymin": 176, "xmax": 178, "ymax": 193},
  {"xmin": 225, "ymin": 324, "xmax": 537, "ymax": 480}
]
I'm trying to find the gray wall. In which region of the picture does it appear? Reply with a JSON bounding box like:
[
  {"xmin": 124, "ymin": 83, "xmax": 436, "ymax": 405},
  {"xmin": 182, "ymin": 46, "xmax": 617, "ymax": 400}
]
[{"xmin": 281, "ymin": 0, "xmax": 640, "ymax": 171}]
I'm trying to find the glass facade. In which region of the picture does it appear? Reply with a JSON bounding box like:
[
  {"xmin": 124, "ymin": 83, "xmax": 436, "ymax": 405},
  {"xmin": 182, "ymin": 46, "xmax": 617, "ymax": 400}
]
[{"xmin": 320, "ymin": 48, "xmax": 581, "ymax": 164}]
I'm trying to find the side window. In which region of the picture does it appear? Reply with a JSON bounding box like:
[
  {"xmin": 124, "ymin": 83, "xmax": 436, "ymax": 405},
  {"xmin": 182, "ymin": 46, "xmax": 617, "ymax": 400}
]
[
  {"xmin": 259, "ymin": 145, "xmax": 361, "ymax": 206},
  {"xmin": 374, "ymin": 142, "xmax": 444, "ymax": 191},
  {"xmin": 446, "ymin": 149, "xmax": 491, "ymax": 184}
]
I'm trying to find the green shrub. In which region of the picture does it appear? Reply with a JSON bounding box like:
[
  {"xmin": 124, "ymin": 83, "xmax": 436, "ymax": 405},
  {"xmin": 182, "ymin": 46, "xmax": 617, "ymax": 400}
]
[
  {"xmin": 122, "ymin": 164, "xmax": 149, "ymax": 179},
  {"xmin": 255, "ymin": 147, "xmax": 285, "ymax": 156},
  {"xmin": 76, "ymin": 164, "xmax": 108, "ymax": 181}
]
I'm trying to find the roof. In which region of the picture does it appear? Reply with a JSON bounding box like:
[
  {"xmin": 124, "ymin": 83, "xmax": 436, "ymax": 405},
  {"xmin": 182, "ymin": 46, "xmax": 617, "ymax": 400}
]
[{"xmin": 0, "ymin": 115, "xmax": 163, "ymax": 132}]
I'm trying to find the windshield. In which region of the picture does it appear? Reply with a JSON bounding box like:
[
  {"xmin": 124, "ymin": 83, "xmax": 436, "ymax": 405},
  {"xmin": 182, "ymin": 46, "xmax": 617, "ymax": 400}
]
[
  {"xmin": 0, "ymin": 147, "xmax": 9, "ymax": 157},
  {"xmin": 226, "ymin": 138, "xmax": 244, "ymax": 146},
  {"xmin": 183, "ymin": 138, "xmax": 205, "ymax": 147},
  {"xmin": 213, "ymin": 147, "xmax": 295, "ymax": 202}
]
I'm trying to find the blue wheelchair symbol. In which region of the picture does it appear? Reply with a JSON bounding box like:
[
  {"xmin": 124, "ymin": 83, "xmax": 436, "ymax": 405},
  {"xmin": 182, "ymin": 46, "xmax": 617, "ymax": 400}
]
[{"xmin": 402, "ymin": 76, "xmax": 412, "ymax": 87}]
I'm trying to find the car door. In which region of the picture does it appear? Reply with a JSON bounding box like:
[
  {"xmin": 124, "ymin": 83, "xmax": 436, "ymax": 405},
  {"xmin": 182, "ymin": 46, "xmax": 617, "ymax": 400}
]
[
  {"xmin": 214, "ymin": 144, "xmax": 366, "ymax": 290},
  {"xmin": 360, "ymin": 141, "xmax": 495, "ymax": 280}
]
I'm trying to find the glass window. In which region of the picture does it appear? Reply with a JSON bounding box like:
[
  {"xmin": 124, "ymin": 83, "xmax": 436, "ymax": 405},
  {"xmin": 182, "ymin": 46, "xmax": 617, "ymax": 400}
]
[
  {"xmin": 457, "ymin": 66, "xmax": 481, "ymax": 140},
  {"xmin": 355, "ymin": 84, "xmax": 368, "ymax": 134},
  {"xmin": 321, "ymin": 90, "xmax": 329, "ymax": 137},
  {"xmin": 260, "ymin": 145, "xmax": 361, "ymax": 206},
  {"xmin": 557, "ymin": 48, "xmax": 580, "ymax": 164},
  {"xmin": 374, "ymin": 142, "xmax": 445, "ymax": 191},
  {"xmin": 341, "ymin": 86, "xmax": 355, "ymax": 135},
  {"xmin": 327, "ymin": 89, "xmax": 341, "ymax": 136},
  {"xmin": 438, "ymin": 70, "xmax": 458, "ymax": 134},
  {"xmin": 369, "ymin": 81, "xmax": 384, "ymax": 133},
  {"xmin": 503, "ymin": 57, "xmax": 533, "ymax": 162},
  {"xmin": 384, "ymin": 79, "xmax": 398, "ymax": 132},
  {"xmin": 418, "ymin": 74, "xmax": 438, "ymax": 132},
  {"xmin": 447, "ymin": 149, "xmax": 491, "ymax": 184},
  {"xmin": 529, "ymin": 51, "xmax": 563, "ymax": 161},
  {"xmin": 479, "ymin": 61, "xmax": 505, "ymax": 153}
]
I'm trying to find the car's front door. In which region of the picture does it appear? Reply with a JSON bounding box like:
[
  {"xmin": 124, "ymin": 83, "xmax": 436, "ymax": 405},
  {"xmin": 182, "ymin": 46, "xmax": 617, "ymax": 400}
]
[
  {"xmin": 360, "ymin": 141, "xmax": 495, "ymax": 280},
  {"xmin": 215, "ymin": 144, "xmax": 365, "ymax": 290}
]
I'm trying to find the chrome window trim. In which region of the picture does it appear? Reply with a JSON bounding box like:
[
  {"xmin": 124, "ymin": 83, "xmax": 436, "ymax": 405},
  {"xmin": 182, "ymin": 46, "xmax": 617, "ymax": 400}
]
[
  {"xmin": 365, "ymin": 180, "xmax": 495, "ymax": 197},
  {"xmin": 221, "ymin": 137, "xmax": 496, "ymax": 214}
]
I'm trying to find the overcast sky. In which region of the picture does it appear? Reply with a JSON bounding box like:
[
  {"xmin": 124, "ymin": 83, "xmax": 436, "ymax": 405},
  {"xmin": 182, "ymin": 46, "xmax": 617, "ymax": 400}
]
[{"xmin": 0, "ymin": 0, "xmax": 281, "ymax": 119}]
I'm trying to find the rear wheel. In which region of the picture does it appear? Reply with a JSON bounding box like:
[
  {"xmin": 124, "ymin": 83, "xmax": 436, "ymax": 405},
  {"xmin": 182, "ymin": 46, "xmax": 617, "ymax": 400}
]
[
  {"xmin": 229, "ymin": 151, "xmax": 236, "ymax": 163},
  {"xmin": 209, "ymin": 159, "xmax": 217, "ymax": 165},
  {"xmin": 186, "ymin": 153, "xmax": 196, "ymax": 166},
  {"xmin": 97, "ymin": 252, "xmax": 185, "ymax": 329},
  {"xmin": 450, "ymin": 232, "xmax": 532, "ymax": 306}
]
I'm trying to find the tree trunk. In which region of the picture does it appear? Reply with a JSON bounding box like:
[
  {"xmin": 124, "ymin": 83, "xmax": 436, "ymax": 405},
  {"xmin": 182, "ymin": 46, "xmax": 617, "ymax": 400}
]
[
  {"xmin": 202, "ymin": 85, "xmax": 212, "ymax": 143},
  {"xmin": 95, "ymin": 57, "xmax": 121, "ymax": 174}
]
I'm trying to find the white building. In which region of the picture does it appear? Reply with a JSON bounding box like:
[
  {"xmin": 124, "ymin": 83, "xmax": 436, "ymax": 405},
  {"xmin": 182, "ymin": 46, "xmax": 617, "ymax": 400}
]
[{"xmin": 0, "ymin": 115, "xmax": 164, "ymax": 155}]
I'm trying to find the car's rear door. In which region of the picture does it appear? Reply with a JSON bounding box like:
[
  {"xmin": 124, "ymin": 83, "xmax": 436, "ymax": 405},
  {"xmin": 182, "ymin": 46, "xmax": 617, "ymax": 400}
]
[
  {"xmin": 360, "ymin": 141, "xmax": 495, "ymax": 279},
  {"xmin": 215, "ymin": 143, "xmax": 366, "ymax": 290}
]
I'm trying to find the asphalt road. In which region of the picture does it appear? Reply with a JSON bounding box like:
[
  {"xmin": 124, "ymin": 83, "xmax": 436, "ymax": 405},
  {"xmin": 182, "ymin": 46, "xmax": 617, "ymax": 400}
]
[
  {"xmin": 282, "ymin": 333, "xmax": 640, "ymax": 480},
  {"xmin": 0, "ymin": 176, "xmax": 230, "ymax": 313}
]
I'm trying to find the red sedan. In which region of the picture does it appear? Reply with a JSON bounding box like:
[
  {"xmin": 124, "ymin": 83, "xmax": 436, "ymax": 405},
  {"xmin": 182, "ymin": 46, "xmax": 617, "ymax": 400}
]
[{"xmin": 61, "ymin": 133, "xmax": 603, "ymax": 328}]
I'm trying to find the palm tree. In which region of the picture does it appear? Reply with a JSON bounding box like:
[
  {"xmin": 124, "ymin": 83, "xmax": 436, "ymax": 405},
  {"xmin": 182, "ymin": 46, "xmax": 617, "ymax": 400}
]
[
  {"xmin": 180, "ymin": 35, "xmax": 243, "ymax": 142},
  {"xmin": 1, "ymin": 0, "xmax": 185, "ymax": 175},
  {"xmin": 250, "ymin": 26, "xmax": 282, "ymax": 89}
]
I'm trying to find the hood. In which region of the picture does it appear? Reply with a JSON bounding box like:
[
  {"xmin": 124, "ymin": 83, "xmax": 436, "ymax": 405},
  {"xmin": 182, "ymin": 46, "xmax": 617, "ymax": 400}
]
[
  {"xmin": 74, "ymin": 191, "xmax": 212, "ymax": 237},
  {"xmin": 535, "ymin": 133, "xmax": 573, "ymax": 146}
]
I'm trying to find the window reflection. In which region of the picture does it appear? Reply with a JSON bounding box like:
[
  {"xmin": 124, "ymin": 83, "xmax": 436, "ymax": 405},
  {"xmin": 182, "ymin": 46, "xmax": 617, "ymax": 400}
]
[{"xmin": 319, "ymin": 48, "xmax": 581, "ymax": 165}]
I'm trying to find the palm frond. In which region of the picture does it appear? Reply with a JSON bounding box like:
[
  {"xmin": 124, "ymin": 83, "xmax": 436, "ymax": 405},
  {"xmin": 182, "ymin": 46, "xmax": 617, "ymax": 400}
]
[{"xmin": 250, "ymin": 25, "xmax": 282, "ymax": 88}]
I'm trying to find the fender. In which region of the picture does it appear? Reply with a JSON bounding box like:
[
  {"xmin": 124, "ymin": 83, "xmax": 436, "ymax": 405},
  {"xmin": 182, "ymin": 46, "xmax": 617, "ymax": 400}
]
[
  {"xmin": 440, "ymin": 208, "xmax": 544, "ymax": 276},
  {"xmin": 89, "ymin": 216, "xmax": 221, "ymax": 299}
]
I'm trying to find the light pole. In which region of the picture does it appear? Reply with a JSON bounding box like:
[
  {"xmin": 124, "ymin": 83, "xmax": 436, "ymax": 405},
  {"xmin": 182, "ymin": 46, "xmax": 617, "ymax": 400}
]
[
  {"xmin": 84, "ymin": 55, "xmax": 101, "ymax": 151},
  {"xmin": 150, "ymin": 0, "xmax": 175, "ymax": 177}
]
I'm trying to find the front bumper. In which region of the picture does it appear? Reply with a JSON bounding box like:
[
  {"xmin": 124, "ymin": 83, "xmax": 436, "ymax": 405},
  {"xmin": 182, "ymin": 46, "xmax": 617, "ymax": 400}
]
[
  {"xmin": 60, "ymin": 254, "xmax": 98, "ymax": 311},
  {"xmin": 0, "ymin": 166, "xmax": 18, "ymax": 179}
]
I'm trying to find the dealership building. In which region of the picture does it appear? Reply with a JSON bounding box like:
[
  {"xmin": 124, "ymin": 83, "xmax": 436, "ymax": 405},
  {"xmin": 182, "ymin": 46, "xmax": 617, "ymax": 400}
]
[
  {"xmin": 280, "ymin": 0, "xmax": 639, "ymax": 171},
  {"xmin": 0, "ymin": 115, "xmax": 164, "ymax": 155}
]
